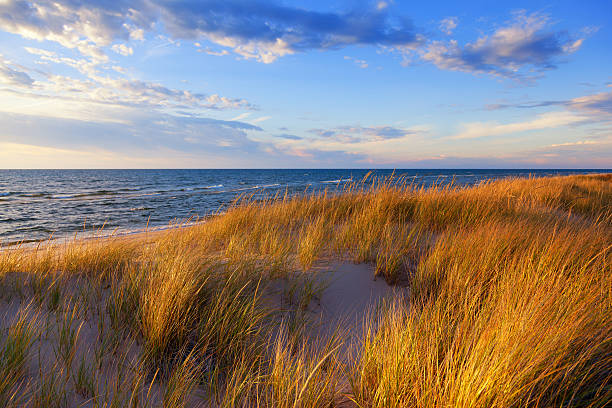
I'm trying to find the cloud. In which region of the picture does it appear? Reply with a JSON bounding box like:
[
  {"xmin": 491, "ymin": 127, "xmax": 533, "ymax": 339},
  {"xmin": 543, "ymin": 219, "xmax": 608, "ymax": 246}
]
[
  {"xmin": 485, "ymin": 87, "xmax": 612, "ymax": 119},
  {"xmin": 111, "ymin": 43, "xmax": 134, "ymax": 56},
  {"xmin": 13, "ymin": 75, "xmax": 252, "ymax": 111},
  {"xmin": 0, "ymin": 0, "xmax": 131, "ymax": 63},
  {"xmin": 156, "ymin": 1, "xmax": 420, "ymax": 63},
  {"xmin": 268, "ymin": 124, "xmax": 428, "ymax": 166},
  {"xmin": 276, "ymin": 133, "xmax": 302, "ymax": 140},
  {"xmin": 0, "ymin": 109, "xmax": 262, "ymax": 157},
  {"xmin": 0, "ymin": 0, "xmax": 420, "ymax": 64},
  {"xmin": 569, "ymin": 88, "xmax": 612, "ymax": 117},
  {"xmin": 198, "ymin": 48, "xmax": 230, "ymax": 57},
  {"xmin": 344, "ymin": 55, "xmax": 368, "ymax": 68},
  {"xmin": 271, "ymin": 145, "xmax": 369, "ymax": 166},
  {"xmin": 521, "ymin": 137, "xmax": 612, "ymax": 167},
  {"xmin": 309, "ymin": 125, "xmax": 413, "ymax": 143},
  {"xmin": 251, "ymin": 116, "xmax": 271, "ymax": 123},
  {"xmin": 420, "ymin": 11, "xmax": 585, "ymax": 79},
  {"xmin": 0, "ymin": 56, "xmax": 35, "ymax": 86},
  {"xmin": 0, "ymin": 109, "xmax": 379, "ymax": 168},
  {"xmin": 472, "ymin": 87, "xmax": 612, "ymax": 148},
  {"xmin": 0, "ymin": 141, "xmax": 208, "ymax": 169},
  {"xmin": 230, "ymin": 112, "xmax": 251, "ymax": 121},
  {"xmin": 0, "ymin": 2, "xmax": 587, "ymax": 78},
  {"xmin": 485, "ymin": 101, "xmax": 564, "ymax": 110},
  {"xmin": 451, "ymin": 111, "xmax": 586, "ymax": 140},
  {"xmin": 377, "ymin": 2, "xmax": 390, "ymax": 11},
  {"xmin": 0, "ymin": 54, "xmax": 254, "ymax": 113},
  {"xmin": 549, "ymin": 140, "xmax": 599, "ymax": 148},
  {"xmin": 24, "ymin": 46, "xmax": 101, "ymax": 76},
  {"xmin": 439, "ymin": 17, "xmax": 458, "ymax": 35}
]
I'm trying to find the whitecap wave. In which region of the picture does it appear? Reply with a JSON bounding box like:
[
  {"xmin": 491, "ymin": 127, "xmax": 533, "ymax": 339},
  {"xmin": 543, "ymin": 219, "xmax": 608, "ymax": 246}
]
[{"xmin": 321, "ymin": 178, "xmax": 353, "ymax": 183}]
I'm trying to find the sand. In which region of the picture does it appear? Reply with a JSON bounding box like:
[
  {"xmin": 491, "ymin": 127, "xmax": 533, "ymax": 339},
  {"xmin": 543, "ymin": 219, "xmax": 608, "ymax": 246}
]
[
  {"xmin": 312, "ymin": 261, "xmax": 403, "ymax": 338},
  {"xmin": 0, "ymin": 230, "xmax": 406, "ymax": 406}
]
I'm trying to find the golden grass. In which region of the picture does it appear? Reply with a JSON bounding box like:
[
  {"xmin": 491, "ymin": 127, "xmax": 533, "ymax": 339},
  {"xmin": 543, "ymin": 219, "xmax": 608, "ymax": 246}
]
[
  {"xmin": 351, "ymin": 221, "xmax": 611, "ymax": 407},
  {"xmin": 0, "ymin": 173, "xmax": 610, "ymax": 406},
  {"xmin": 0, "ymin": 306, "xmax": 38, "ymax": 406}
]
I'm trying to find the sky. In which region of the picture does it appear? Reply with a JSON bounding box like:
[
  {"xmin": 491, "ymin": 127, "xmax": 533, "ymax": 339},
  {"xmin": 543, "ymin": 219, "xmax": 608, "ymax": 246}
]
[{"xmin": 0, "ymin": 0, "xmax": 610, "ymax": 169}]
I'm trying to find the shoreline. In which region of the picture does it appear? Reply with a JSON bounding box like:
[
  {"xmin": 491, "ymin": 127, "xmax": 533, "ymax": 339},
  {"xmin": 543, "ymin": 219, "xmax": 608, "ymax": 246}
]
[
  {"xmin": 4, "ymin": 171, "xmax": 610, "ymax": 250},
  {"xmin": 2, "ymin": 169, "xmax": 609, "ymax": 248},
  {"xmin": 0, "ymin": 217, "xmax": 212, "ymax": 250}
]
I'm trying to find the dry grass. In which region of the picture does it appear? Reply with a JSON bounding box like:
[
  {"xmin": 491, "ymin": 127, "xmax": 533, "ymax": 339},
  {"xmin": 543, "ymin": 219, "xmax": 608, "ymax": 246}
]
[
  {"xmin": 351, "ymin": 221, "xmax": 611, "ymax": 407},
  {"xmin": 0, "ymin": 173, "xmax": 610, "ymax": 407}
]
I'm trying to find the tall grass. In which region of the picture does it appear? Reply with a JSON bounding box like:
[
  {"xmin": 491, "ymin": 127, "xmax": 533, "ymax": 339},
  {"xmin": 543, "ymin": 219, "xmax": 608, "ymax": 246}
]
[
  {"xmin": 351, "ymin": 220, "xmax": 611, "ymax": 407},
  {"xmin": 0, "ymin": 307, "xmax": 37, "ymax": 406},
  {"xmin": 0, "ymin": 173, "xmax": 609, "ymax": 406}
]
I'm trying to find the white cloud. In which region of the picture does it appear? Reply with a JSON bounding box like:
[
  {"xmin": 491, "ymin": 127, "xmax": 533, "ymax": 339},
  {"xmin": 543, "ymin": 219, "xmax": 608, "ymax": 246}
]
[
  {"xmin": 0, "ymin": 55, "xmax": 34, "ymax": 86},
  {"xmin": 230, "ymin": 112, "xmax": 251, "ymax": 121},
  {"xmin": 213, "ymin": 37, "xmax": 294, "ymax": 64},
  {"xmin": 126, "ymin": 25, "xmax": 145, "ymax": 41},
  {"xmin": 568, "ymin": 87, "xmax": 612, "ymax": 117},
  {"xmin": 0, "ymin": 53, "xmax": 255, "ymax": 115},
  {"xmin": 111, "ymin": 43, "xmax": 134, "ymax": 56},
  {"xmin": 439, "ymin": 17, "xmax": 458, "ymax": 35},
  {"xmin": 377, "ymin": 2, "xmax": 389, "ymax": 11},
  {"xmin": 25, "ymin": 46, "xmax": 101, "ymax": 76},
  {"xmin": 486, "ymin": 87, "xmax": 612, "ymax": 121},
  {"xmin": 452, "ymin": 111, "xmax": 587, "ymax": 140},
  {"xmin": 0, "ymin": 1, "xmax": 587, "ymax": 78},
  {"xmin": 549, "ymin": 140, "xmax": 599, "ymax": 148},
  {"xmin": 308, "ymin": 125, "xmax": 415, "ymax": 144},
  {"xmin": 0, "ymin": 1, "xmax": 124, "ymax": 63},
  {"xmin": 24, "ymin": 47, "xmax": 56, "ymax": 58},
  {"xmin": 197, "ymin": 47, "xmax": 230, "ymax": 57},
  {"xmin": 344, "ymin": 56, "xmax": 368, "ymax": 68},
  {"xmin": 420, "ymin": 11, "xmax": 585, "ymax": 79},
  {"xmin": 0, "ymin": 108, "xmax": 263, "ymax": 159},
  {"xmin": 0, "ymin": 1, "xmax": 421, "ymax": 65}
]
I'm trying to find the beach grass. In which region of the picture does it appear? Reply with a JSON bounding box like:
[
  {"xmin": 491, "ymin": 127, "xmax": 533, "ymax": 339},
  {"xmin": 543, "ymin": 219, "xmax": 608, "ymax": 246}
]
[{"xmin": 0, "ymin": 173, "xmax": 610, "ymax": 406}]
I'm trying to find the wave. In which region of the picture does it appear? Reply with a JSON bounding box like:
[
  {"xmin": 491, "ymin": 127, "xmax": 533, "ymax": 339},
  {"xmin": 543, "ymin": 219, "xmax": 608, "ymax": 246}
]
[
  {"xmin": 14, "ymin": 184, "xmax": 230, "ymax": 201},
  {"xmin": 122, "ymin": 185, "xmax": 225, "ymax": 197},
  {"xmin": 321, "ymin": 178, "xmax": 353, "ymax": 183},
  {"xmin": 16, "ymin": 190, "xmax": 122, "ymax": 200},
  {"xmin": 0, "ymin": 217, "xmax": 30, "ymax": 223},
  {"xmin": 19, "ymin": 192, "xmax": 50, "ymax": 198},
  {"xmin": 194, "ymin": 184, "xmax": 224, "ymax": 190},
  {"xmin": 129, "ymin": 207, "xmax": 153, "ymax": 211},
  {"xmin": 74, "ymin": 190, "xmax": 118, "ymax": 198},
  {"xmin": 232, "ymin": 183, "xmax": 282, "ymax": 192},
  {"xmin": 53, "ymin": 189, "xmax": 137, "ymax": 200},
  {"xmin": 0, "ymin": 191, "xmax": 36, "ymax": 197}
]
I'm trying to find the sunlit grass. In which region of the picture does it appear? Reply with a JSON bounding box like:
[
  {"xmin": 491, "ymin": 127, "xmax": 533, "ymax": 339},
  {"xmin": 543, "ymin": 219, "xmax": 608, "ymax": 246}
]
[
  {"xmin": 351, "ymin": 220, "xmax": 611, "ymax": 407},
  {"xmin": 0, "ymin": 173, "xmax": 609, "ymax": 406}
]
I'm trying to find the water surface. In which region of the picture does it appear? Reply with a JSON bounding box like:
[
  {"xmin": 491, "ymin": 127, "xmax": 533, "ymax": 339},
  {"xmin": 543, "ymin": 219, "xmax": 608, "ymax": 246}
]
[{"xmin": 0, "ymin": 169, "xmax": 607, "ymax": 244}]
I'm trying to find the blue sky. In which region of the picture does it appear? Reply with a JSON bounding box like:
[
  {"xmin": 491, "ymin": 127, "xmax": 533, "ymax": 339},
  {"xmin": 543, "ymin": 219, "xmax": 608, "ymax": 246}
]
[{"xmin": 0, "ymin": 0, "xmax": 610, "ymax": 168}]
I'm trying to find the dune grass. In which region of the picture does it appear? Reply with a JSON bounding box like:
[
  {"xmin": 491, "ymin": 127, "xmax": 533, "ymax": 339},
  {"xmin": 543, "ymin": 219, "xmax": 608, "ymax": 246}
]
[
  {"xmin": 351, "ymin": 220, "xmax": 611, "ymax": 407},
  {"xmin": 0, "ymin": 173, "xmax": 610, "ymax": 407}
]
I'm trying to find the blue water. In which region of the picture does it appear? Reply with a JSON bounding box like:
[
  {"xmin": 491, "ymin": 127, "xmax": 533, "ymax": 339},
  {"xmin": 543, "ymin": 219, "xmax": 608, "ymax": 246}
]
[{"xmin": 0, "ymin": 169, "xmax": 608, "ymax": 245}]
